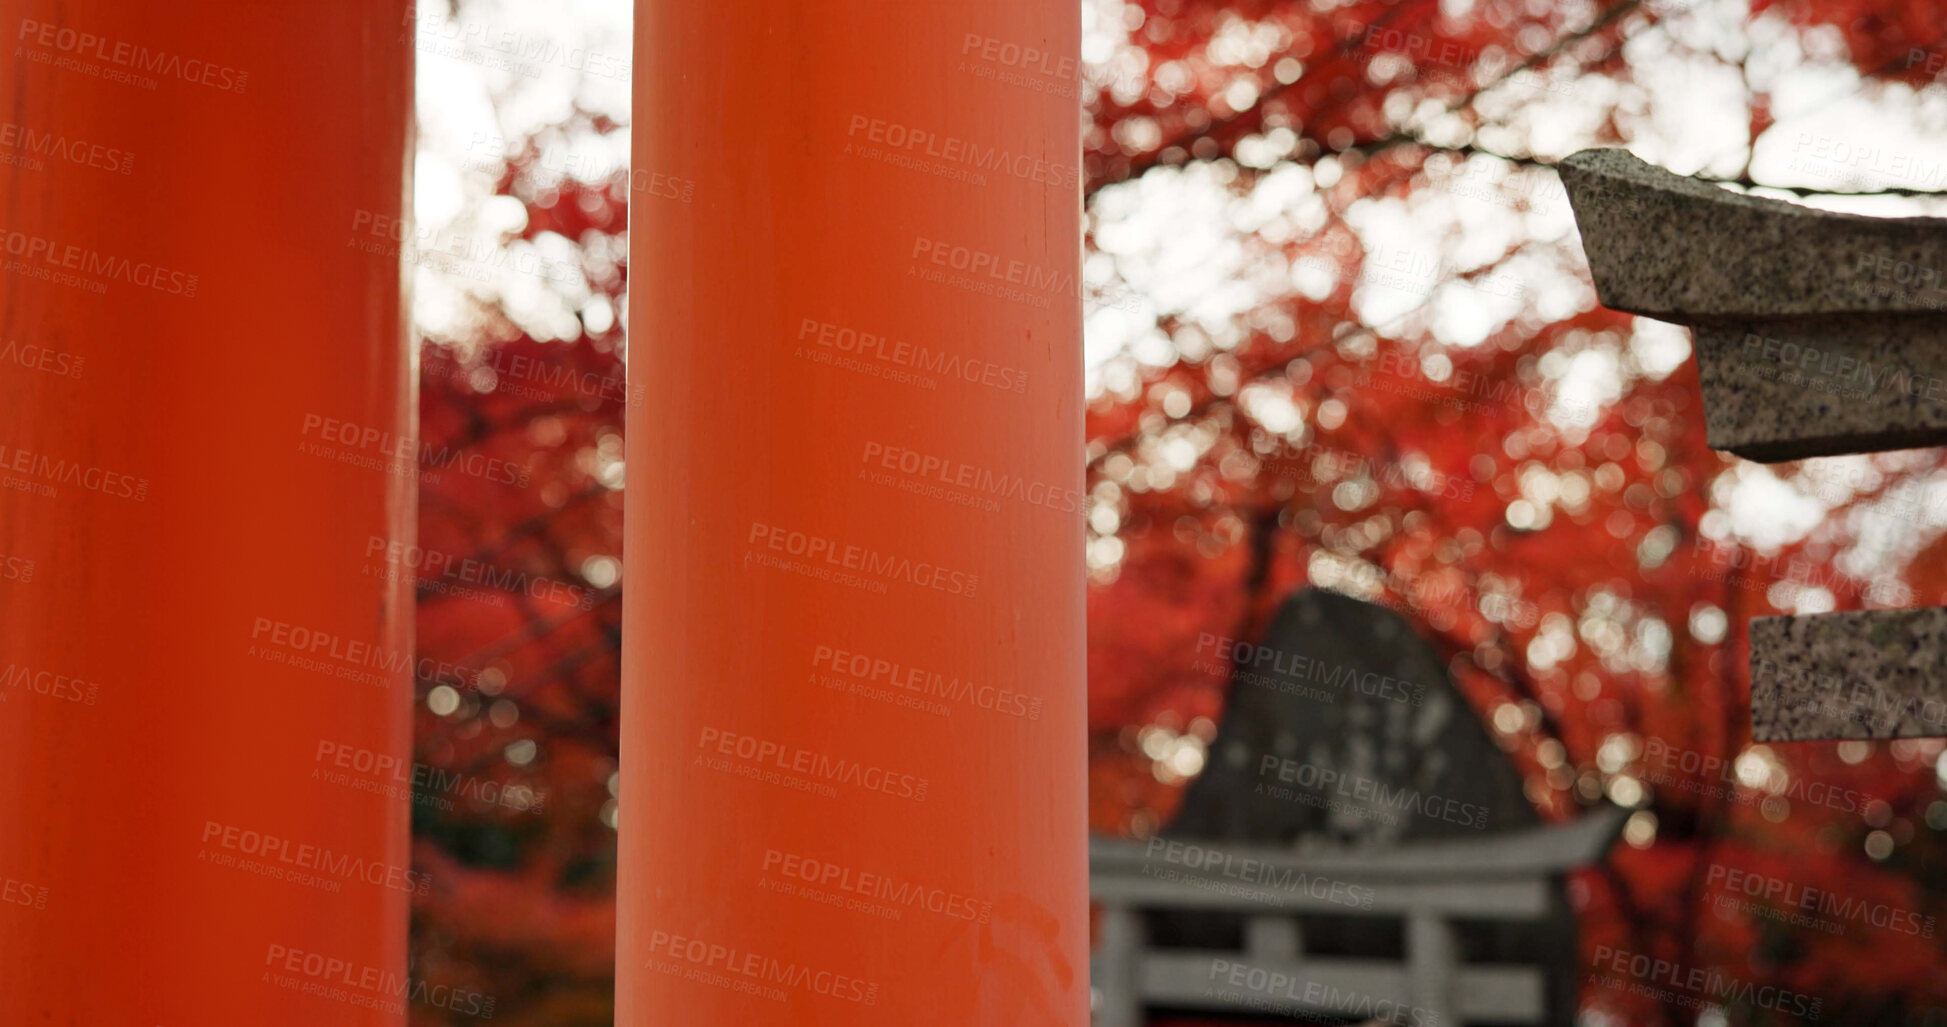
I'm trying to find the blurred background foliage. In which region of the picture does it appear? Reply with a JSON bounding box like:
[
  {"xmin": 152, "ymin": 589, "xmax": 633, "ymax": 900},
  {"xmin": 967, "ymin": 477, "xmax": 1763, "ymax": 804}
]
[{"xmin": 398, "ymin": 0, "xmax": 1947, "ymax": 1021}]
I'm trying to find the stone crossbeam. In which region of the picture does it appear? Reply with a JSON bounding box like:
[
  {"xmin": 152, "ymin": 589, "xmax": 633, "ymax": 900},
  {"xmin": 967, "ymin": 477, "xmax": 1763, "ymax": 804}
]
[
  {"xmin": 1562, "ymin": 148, "xmax": 1947, "ymax": 742},
  {"xmin": 1560, "ymin": 148, "xmax": 1947, "ymax": 463}
]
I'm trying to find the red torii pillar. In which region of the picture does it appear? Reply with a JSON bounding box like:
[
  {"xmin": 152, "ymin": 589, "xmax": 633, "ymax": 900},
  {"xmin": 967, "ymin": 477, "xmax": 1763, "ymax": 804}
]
[
  {"xmin": 619, "ymin": 1, "xmax": 1087, "ymax": 1024},
  {"xmin": 0, "ymin": 3, "xmax": 415, "ymax": 1023}
]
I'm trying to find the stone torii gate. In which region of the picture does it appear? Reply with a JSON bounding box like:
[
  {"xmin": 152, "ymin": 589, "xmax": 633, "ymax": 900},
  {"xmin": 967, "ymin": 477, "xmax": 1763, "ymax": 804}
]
[{"xmin": 1562, "ymin": 148, "xmax": 1947, "ymax": 742}]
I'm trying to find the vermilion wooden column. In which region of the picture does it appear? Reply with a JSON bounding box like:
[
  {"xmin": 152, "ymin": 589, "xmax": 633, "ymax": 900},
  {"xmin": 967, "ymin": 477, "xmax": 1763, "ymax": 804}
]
[
  {"xmin": 0, "ymin": 3, "xmax": 414, "ymax": 1023},
  {"xmin": 620, "ymin": 1, "xmax": 1086, "ymax": 1024}
]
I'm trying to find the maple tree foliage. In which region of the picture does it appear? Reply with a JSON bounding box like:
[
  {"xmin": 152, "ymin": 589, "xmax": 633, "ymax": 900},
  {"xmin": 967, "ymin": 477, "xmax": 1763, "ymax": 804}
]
[{"xmin": 403, "ymin": 0, "xmax": 1947, "ymax": 1023}]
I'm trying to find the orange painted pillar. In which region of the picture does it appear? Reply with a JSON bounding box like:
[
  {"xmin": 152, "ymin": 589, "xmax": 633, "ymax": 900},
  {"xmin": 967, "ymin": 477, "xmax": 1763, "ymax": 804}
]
[
  {"xmin": 619, "ymin": 1, "xmax": 1087, "ymax": 1023},
  {"xmin": 0, "ymin": 3, "xmax": 415, "ymax": 1024}
]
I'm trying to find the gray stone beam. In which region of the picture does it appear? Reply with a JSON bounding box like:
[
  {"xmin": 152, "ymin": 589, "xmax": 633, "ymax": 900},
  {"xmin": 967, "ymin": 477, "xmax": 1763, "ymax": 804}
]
[
  {"xmin": 1750, "ymin": 607, "xmax": 1947, "ymax": 741},
  {"xmin": 1560, "ymin": 148, "xmax": 1947, "ymax": 462},
  {"xmin": 1563, "ymin": 149, "xmax": 1947, "ymax": 743}
]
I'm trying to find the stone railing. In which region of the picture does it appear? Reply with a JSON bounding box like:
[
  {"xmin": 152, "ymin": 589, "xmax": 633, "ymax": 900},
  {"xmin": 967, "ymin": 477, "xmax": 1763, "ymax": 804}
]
[{"xmin": 1089, "ymin": 806, "xmax": 1626, "ymax": 1026}]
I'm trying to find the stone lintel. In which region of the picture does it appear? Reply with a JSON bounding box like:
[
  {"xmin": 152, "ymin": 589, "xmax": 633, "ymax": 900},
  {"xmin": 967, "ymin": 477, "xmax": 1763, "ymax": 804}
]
[
  {"xmin": 1558, "ymin": 148, "xmax": 1947, "ymax": 320},
  {"xmin": 1693, "ymin": 316, "xmax": 1947, "ymax": 462},
  {"xmin": 1750, "ymin": 606, "xmax": 1947, "ymax": 741},
  {"xmin": 1561, "ymin": 148, "xmax": 1947, "ymax": 463}
]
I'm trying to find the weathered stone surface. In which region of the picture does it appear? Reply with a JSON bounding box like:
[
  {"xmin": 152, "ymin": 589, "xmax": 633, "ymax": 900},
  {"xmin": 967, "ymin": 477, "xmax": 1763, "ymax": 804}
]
[
  {"xmin": 1560, "ymin": 148, "xmax": 1947, "ymax": 462},
  {"xmin": 1559, "ymin": 148, "xmax": 1947, "ymax": 319},
  {"xmin": 1692, "ymin": 316, "xmax": 1947, "ymax": 462},
  {"xmin": 1563, "ymin": 151, "xmax": 1947, "ymax": 743},
  {"xmin": 1169, "ymin": 588, "xmax": 1534, "ymax": 847},
  {"xmin": 1750, "ymin": 607, "xmax": 1947, "ymax": 741},
  {"xmin": 1155, "ymin": 590, "xmax": 1577, "ymax": 1025}
]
